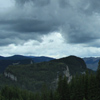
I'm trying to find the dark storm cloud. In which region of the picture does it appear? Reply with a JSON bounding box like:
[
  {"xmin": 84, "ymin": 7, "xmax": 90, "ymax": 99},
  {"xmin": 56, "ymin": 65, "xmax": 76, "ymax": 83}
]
[
  {"xmin": 1, "ymin": 0, "xmax": 100, "ymax": 47},
  {"xmin": 61, "ymin": 20, "xmax": 100, "ymax": 44},
  {"xmin": 0, "ymin": 18, "xmax": 60, "ymax": 45},
  {"xmin": 0, "ymin": 19, "xmax": 59, "ymax": 33}
]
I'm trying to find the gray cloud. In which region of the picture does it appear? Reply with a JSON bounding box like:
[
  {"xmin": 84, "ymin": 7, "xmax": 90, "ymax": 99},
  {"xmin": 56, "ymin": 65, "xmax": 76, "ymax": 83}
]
[
  {"xmin": 58, "ymin": 0, "xmax": 70, "ymax": 8},
  {"xmin": 0, "ymin": 0, "xmax": 100, "ymax": 47},
  {"xmin": 0, "ymin": 19, "xmax": 59, "ymax": 33},
  {"xmin": 0, "ymin": 18, "xmax": 60, "ymax": 45},
  {"xmin": 61, "ymin": 16, "xmax": 100, "ymax": 45},
  {"xmin": 15, "ymin": 0, "xmax": 50, "ymax": 7},
  {"xmin": 85, "ymin": 0, "xmax": 100, "ymax": 14}
]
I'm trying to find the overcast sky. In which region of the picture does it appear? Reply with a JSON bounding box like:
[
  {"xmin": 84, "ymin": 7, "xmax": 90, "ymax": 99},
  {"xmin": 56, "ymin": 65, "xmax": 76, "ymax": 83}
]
[{"xmin": 0, "ymin": 0, "xmax": 100, "ymax": 58}]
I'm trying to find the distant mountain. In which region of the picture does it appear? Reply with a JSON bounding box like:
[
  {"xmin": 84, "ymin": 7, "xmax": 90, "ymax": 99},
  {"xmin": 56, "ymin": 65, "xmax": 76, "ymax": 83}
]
[
  {"xmin": 0, "ymin": 55, "xmax": 91, "ymax": 91},
  {"xmin": 0, "ymin": 59, "xmax": 33, "ymax": 73},
  {"xmin": 0, "ymin": 55, "xmax": 55, "ymax": 73},
  {"xmin": 0, "ymin": 55, "xmax": 33, "ymax": 73},
  {"xmin": 2, "ymin": 55, "xmax": 31, "ymax": 60},
  {"xmin": 83, "ymin": 57, "xmax": 100, "ymax": 71},
  {"xmin": 28, "ymin": 56, "xmax": 55, "ymax": 63},
  {"xmin": 0, "ymin": 56, "xmax": 5, "ymax": 60},
  {"xmin": 0, "ymin": 55, "xmax": 55, "ymax": 62}
]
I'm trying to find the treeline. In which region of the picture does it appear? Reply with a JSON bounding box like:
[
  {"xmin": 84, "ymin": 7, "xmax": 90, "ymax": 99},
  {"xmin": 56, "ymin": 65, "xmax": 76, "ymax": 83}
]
[{"xmin": 0, "ymin": 64, "xmax": 100, "ymax": 100}]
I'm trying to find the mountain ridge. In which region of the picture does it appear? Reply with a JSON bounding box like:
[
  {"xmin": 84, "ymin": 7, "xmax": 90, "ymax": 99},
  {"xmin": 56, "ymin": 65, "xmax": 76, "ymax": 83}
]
[
  {"xmin": 0, "ymin": 54, "xmax": 99, "ymax": 71},
  {"xmin": 0, "ymin": 55, "xmax": 91, "ymax": 91},
  {"xmin": 0, "ymin": 55, "xmax": 55, "ymax": 73},
  {"xmin": 83, "ymin": 57, "xmax": 100, "ymax": 71}
]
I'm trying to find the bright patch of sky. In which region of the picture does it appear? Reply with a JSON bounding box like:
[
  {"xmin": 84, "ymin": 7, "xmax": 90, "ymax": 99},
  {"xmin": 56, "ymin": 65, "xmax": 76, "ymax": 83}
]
[
  {"xmin": 0, "ymin": 0, "xmax": 14, "ymax": 8},
  {"xmin": 0, "ymin": 0, "xmax": 15, "ymax": 12},
  {"xmin": 0, "ymin": 32, "xmax": 100, "ymax": 58}
]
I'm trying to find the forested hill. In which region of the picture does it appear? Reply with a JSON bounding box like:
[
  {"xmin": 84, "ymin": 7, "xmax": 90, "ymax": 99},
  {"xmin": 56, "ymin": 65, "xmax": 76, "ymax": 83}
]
[
  {"xmin": 52, "ymin": 55, "xmax": 87, "ymax": 75},
  {"xmin": 0, "ymin": 55, "xmax": 55, "ymax": 73},
  {"xmin": 0, "ymin": 55, "xmax": 91, "ymax": 92}
]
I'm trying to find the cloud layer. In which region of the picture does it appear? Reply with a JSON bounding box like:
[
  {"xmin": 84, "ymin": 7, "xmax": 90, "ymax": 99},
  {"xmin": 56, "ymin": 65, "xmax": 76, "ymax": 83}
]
[
  {"xmin": 0, "ymin": 0, "xmax": 100, "ymax": 57},
  {"xmin": 0, "ymin": 0, "xmax": 100, "ymax": 47}
]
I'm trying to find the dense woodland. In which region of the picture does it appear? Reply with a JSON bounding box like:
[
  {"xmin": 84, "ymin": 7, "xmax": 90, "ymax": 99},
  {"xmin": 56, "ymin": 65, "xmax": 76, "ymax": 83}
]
[
  {"xmin": 0, "ymin": 61, "xmax": 100, "ymax": 100},
  {"xmin": 0, "ymin": 56, "xmax": 87, "ymax": 92}
]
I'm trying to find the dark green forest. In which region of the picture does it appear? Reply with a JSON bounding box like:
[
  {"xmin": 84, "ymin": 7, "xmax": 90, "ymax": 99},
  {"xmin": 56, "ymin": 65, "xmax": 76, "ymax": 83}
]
[
  {"xmin": 0, "ymin": 56, "xmax": 89, "ymax": 92},
  {"xmin": 0, "ymin": 61, "xmax": 100, "ymax": 100}
]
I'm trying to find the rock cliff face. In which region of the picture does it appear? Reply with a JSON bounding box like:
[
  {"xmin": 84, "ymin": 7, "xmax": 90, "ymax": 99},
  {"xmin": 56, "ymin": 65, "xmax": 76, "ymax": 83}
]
[
  {"xmin": 52, "ymin": 65, "xmax": 72, "ymax": 87},
  {"xmin": 63, "ymin": 65, "xmax": 72, "ymax": 83},
  {"xmin": 4, "ymin": 72, "xmax": 17, "ymax": 81}
]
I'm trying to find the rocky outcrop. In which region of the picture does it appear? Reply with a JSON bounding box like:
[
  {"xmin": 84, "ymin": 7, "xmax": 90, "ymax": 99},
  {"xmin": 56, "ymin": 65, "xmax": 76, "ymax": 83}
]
[
  {"xmin": 13, "ymin": 62, "xmax": 20, "ymax": 65},
  {"xmin": 30, "ymin": 60, "xmax": 33, "ymax": 64},
  {"xmin": 53, "ymin": 65, "xmax": 72, "ymax": 86},
  {"xmin": 63, "ymin": 65, "xmax": 72, "ymax": 83},
  {"xmin": 4, "ymin": 72, "xmax": 17, "ymax": 81}
]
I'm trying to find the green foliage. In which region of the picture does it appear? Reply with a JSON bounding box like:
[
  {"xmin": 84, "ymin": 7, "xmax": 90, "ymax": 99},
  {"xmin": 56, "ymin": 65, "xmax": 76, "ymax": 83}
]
[
  {"xmin": 0, "ymin": 56, "xmax": 89, "ymax": 92},
  {"xmin": 0, "ymin": 55, "xmax": 90, "ymax": 92},
  {"xmin": 0, "ymin": 56, "xmax": 96, "ymax": 100},
  {"xmin": 0, "ymin": 61, "xmax": 69, "ymax": 91},
  {"xmin": 0, "ymin": 68, "xmax": 100, "ymax": 100},
  {"xmin": 56, "ymin": 75, "xmax": 70, "ymax": 100},
  {"xmin": 83, "ymin": 97, "xmax": 86, "ymax": 100}
]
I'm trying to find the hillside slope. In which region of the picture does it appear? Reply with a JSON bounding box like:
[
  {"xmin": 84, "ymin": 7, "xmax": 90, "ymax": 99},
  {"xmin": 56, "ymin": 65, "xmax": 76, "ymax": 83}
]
[
  {"xmin": 0, "ymin": 56, "xmax": 89, "ymax": 91},
  {"xmin": 29, "ymin": 56, "xmax": 55, "ymax": 63},
  {"xmin": 52, "ymin": 55, "xmax": 87, "ymax": 75},
  {"xmin": 0, "ymin": 55, "xmax": 54, "ymax": 73}
]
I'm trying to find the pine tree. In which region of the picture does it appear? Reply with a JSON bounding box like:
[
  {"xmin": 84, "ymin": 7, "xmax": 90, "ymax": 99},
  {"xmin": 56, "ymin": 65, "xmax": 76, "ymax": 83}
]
[
  {"xmin": 96, "ymin": 60, "xmax": 100, "ymax": 100},
  {"xmin": 56, "ymin": 75, "xmax": 70, "ymax": 100},
  {"xmin": 88, "ymin": 73, "xmax": 98, "ymax": 100},
  {"xmin": 41, "ymin": 84, "xmax": 49, "ymax": 100},
  {"xmin": 49, "ymin": 89, "xmax": 54, "ymax": 100},
  {"xmin": 84, "ymin": 70, "xmax": 89, "ymax": 100},
  {"xmin": 73, "ymin": 74, "xmax": 84, "ymax": 100},
  {"xmin": 83, "ymin": 97, "xmax": 86, "ymax": 100},
  {"xmin": 34, "ymin": 92, "xmax": 41, "ymax": 100},
  {"xmin": 69, "ymin": 76, "xmax": 76, "ymax": 100},
  {"xmin": 62, "ymin": 76, "xmax": 70, "ymax": 100},
  {"xmin": 56, "ymin": 75, "xmax": 63, "ymax": 100}
]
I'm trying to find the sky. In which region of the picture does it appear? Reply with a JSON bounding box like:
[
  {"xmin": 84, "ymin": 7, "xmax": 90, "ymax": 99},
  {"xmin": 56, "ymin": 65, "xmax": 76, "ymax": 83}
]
[{"xmin": 0, "ymin": 0, "xmax": 100, "ymax": 58}]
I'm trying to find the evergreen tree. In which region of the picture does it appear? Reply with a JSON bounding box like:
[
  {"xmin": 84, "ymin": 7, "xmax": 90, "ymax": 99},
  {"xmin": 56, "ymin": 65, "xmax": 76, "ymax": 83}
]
[
  {"xmin": 62, "ymin": 76, "xmax": 70, "ymax": 100},
  {"xmin": 41, "ymin": 84, "xmax": 49, "ymax": 100},
  {"xmin": 96, "ymin": 60, "xmax": 100, "ymax": 100},
  {"xmin": 34, "ymin": 92, "xmax": 41, "ymax": 100},
  {"xmin": 84, "ymin": 70, "xmax": 89, "ymax": 100},
  {"xmin": 83, "ymin": 97, "xmax": 86, "ymax": 100},
  {"xmin": 49, "ymin": 89, "xmax": 54, "ymax": 100},
  {"xmin": 69, "ymin": 76, "xmax": 76, "ymax": 100},
  {"xmin": 73, "ymin": 74, "xmax": 84, "ymax": 100},
  {"xmin": 56, "ymin": 75, "xmax": 70, "ymax": 100},
  {"xmin": 88, "ymin": 73, "xmax": 98, "ymax": 100},
  {"xmin": 56, "ymin": 75, "xmax": 63, "ymax": 100}
]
